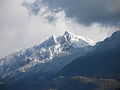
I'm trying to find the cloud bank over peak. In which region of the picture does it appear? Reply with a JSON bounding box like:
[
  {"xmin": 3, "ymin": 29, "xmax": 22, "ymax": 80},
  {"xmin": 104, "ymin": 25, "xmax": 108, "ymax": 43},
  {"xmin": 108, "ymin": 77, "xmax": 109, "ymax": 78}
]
[{"xmin": 30, "ymin": 0, "xmax": 120, "ymax": 26}]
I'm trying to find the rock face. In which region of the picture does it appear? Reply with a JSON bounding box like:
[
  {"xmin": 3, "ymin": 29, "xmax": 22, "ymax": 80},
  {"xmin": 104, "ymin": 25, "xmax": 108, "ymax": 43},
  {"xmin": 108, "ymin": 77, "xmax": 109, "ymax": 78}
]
[
  {"xmin": 0, "ymin": 31, "xmax": 94, "ymax": 80},
  {"xmin": 59, "ymin": 31, "xmax": 120, "ymax": 79}
]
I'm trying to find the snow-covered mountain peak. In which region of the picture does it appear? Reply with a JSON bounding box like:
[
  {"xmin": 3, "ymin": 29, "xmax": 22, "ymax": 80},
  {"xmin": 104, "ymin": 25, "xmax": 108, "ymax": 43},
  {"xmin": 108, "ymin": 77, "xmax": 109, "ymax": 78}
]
[
  {"xmin": 0, "ymin": 31, "xmax": 95, "ymax": 76},
  {"xmin": 40, "ymin": 31, "xmax": 95, "ymax": 50},
  {"xmin": 63, "ymin": 31, "xmax": 96, "ymax": 46}
]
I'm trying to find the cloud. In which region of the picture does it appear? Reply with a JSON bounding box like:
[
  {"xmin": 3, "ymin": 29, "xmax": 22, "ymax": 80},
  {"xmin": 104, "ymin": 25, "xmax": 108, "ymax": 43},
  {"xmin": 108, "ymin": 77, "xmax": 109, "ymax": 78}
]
[
  {"xmin": 31, "ymin": 0, "xmax": 120, "ymax": 25},
  {"xmin": 0, "ymin": 0, "xmax": 72, "ymax": 57},
  {"xmin": 0, "ymin": 0, "xmax": 119, "ymax": 57}
]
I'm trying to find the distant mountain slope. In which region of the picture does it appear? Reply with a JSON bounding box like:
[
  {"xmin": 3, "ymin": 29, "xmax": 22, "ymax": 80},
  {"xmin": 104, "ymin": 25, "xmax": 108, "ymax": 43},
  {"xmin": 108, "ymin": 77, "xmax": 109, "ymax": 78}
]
[
  {"xmin": 59, "ymin": 31, "xmax": 120, "ymax": 79},
  {"xmin": 0, "ymin": 31, "xmax": 94, "ymax": 80}
]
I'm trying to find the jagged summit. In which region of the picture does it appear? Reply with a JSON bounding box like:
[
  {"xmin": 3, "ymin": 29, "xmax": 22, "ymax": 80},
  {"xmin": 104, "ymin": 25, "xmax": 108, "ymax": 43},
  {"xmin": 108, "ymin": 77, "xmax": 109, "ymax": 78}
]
[
  {"xmin": 40, "ymin": 31, "xmax": 95, "ymax": 50},
  {"xmin": 63, "ymin": 31, "xmax": 96, "ymax": 46}
]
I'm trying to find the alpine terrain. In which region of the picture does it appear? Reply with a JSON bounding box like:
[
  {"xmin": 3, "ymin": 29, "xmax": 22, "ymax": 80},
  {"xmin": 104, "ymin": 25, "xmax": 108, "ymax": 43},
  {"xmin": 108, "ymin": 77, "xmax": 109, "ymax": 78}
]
[{"xmin": 0, "ymin": 31, "xmax": 95, "ymax": 81}]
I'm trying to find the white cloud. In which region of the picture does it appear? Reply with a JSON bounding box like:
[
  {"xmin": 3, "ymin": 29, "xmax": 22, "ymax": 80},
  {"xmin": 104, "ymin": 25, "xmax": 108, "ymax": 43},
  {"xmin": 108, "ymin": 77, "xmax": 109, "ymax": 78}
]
[{"xmin": 0, "ymin": 0, "xmax": 119, "ymax": 57}]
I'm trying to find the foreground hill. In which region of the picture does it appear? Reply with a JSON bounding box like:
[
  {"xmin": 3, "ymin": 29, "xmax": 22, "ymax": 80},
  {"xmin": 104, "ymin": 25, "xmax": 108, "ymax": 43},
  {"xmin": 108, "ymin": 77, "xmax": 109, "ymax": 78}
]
[{"xmin": 1, "ymin": 75, "xmax": 120, "ymax": 90}]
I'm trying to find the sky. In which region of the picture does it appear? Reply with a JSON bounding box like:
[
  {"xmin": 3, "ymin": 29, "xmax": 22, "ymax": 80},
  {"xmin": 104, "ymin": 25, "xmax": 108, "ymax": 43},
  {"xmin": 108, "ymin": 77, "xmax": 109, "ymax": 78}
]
[{"xmin": 0, "ymin": 0, "xmax": 119, "ymax": 57}]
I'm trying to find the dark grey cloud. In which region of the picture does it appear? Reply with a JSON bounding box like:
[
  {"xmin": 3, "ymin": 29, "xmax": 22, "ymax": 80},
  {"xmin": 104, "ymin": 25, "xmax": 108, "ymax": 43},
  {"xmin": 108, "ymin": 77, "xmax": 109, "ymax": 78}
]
[{"xmin": 29, "ymin": 0, "xmax": 120, "ymax": 25}]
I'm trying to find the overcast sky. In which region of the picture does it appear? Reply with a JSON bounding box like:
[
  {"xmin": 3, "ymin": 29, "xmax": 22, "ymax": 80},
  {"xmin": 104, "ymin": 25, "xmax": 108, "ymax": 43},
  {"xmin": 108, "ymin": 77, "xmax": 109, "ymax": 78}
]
[{"xmin": 0, "ymin": 0, "xmax": 119, "ymax": 57}]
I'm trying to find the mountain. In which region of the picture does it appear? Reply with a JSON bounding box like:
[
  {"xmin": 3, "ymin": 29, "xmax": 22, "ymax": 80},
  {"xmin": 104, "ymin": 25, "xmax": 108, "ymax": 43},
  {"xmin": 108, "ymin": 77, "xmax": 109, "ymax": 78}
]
[
  {"xmin": 1, "ymin": 31, "xmax": 120, "ymax": 90},
  {"xmin": 59, "ymin": 31, "xmax": 120, "ymax": 79},
  {"xmin": 0, "ymin": 31, "xmax": 95, "ymax": 80}
]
